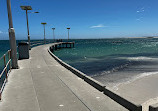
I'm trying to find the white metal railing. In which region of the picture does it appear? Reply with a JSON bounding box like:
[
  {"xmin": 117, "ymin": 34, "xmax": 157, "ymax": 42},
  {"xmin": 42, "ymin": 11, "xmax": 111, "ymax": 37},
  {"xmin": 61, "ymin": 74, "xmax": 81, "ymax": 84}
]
[{"xmin": 0, "ymin": 50, "xmax": 11, "ymax": 100}]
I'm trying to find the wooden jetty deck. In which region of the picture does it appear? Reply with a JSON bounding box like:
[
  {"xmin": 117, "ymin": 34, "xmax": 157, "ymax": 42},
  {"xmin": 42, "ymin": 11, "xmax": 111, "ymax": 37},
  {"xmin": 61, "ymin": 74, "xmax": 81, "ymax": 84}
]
[{"xmin": 0, "ymin": 43, "xmax": 128, "ymax": 111}]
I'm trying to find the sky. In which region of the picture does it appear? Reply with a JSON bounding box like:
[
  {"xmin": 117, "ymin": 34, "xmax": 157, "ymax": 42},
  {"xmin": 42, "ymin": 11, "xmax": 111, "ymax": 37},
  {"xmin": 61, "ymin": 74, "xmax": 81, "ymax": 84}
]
[{"xmin": 0, "ymin": 0, "xmax": 158, "ymax": 40}]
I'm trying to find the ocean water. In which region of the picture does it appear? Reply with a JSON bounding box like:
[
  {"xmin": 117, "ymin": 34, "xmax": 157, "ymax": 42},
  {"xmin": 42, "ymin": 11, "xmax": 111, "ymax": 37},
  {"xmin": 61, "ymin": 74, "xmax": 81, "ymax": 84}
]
[
  {"xmin": 54, "ymin": 38, "xmax": 158, "ymax": 86},
  {"xmin": 1, "ymin": 38, "xmax": 158, "ymax": 87}
]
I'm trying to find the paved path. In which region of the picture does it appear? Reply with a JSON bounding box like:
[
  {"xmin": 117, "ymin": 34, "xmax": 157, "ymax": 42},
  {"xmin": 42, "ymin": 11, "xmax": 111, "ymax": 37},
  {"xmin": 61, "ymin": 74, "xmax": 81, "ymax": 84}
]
[{"xmin": 0, "ymin": 44, "xmax": 127, "ymax": 111}]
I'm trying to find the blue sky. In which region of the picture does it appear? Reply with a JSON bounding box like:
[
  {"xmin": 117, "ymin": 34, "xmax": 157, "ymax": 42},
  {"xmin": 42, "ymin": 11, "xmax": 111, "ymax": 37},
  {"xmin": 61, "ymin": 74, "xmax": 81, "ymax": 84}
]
[{"xmin": 0, "ymin": 0, "xmax": 158, "ymax": 40}]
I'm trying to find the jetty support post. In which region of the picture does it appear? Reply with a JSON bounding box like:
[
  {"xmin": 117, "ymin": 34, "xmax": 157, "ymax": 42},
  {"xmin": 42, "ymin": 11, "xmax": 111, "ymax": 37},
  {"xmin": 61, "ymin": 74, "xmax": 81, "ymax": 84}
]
[
  {"xmin": 0, "ymin": 88, "xmax": 1, "ymax": 100},
  {"xmin": 7, "ymin": 0, "xmax": 18, "ymax": 69}
]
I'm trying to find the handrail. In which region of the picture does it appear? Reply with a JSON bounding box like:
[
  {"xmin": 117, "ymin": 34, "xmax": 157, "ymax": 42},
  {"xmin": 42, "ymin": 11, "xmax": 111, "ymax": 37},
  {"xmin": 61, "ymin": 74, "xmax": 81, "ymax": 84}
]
[
  {"xmin": 30, "ymin": 41, "xmax": 53, "ymax": 48},
  {"xmin": 0, "ymin": 50, "xmax": 11, "ymax": 100},
  {"xmin": 0, "ymin": 50, "xmax": 11, "ymax": 61}
]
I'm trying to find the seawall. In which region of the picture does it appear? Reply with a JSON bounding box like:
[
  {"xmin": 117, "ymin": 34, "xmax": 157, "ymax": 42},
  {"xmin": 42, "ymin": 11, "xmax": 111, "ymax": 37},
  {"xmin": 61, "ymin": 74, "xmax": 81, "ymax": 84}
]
[{"xmin": 48, "ymin": 43, "xmax": 142, "ymax": 111}]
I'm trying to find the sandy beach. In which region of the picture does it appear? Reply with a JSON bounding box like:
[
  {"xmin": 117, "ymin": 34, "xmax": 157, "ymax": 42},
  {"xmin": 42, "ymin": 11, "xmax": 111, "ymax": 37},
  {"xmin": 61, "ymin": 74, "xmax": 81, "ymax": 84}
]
[{"xmin": 109, "ymin": 74, "xmax": 158, "ymax": 111}]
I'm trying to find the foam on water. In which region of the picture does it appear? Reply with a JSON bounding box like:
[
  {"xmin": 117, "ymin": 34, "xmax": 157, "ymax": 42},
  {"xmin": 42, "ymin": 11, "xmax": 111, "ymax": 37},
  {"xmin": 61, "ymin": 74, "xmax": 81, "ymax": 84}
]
[
  {"xmin": 111, "ymin": 71, "xmax": 158, "ymax": 91},
  {"xmin": 126, "ymin": 56, "xmax": 158, "ymax": 61},
  {"xmin": 54, "ymin": 38, "xmax": 158, "ymax": 87}
]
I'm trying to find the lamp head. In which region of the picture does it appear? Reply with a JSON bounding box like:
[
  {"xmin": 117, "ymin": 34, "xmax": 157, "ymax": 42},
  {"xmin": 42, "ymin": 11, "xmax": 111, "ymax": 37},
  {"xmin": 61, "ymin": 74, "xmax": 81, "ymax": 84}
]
[
  {"xmin": 34, "ymin": 12, "xmax": 39, "ymax": 13},
  {"xmin": 41, "ymin": 22, "xmax": 47, "ymax": 25},
  {"xmin": 20, "ymin": 6, "xmax": 32, "ymax": 10}
]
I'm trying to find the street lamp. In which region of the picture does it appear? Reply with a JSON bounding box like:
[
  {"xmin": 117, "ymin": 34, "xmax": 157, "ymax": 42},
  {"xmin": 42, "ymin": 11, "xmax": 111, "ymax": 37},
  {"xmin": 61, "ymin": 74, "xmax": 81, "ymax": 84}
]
[
  {"xmin": 20, "ymin": 6, "xmax": 39, "ymax": 50},
  {"xmin": 28, "ymin": 12, "xmax": 39, "ymax": 14},
  {"xmin": 41, "ymin": 23, "xmax": 47, "ymax": 44},
  {"xmin": 67, "ymin": 28, "xmax": 70, "ymax": 41},
  {"xmin": 6, "ymin": 0, "xmax": 18, "ymax": 69},
  {"xmin": 52, "ymin": 28, "xmax": 55, "ymax": 42}
]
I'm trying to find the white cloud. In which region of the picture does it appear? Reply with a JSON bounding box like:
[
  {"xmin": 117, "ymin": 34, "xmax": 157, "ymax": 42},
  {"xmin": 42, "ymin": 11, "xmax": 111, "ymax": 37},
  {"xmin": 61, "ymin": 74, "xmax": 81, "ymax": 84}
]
[
  {"xmin": 90, "ymin": 24, "xmax": 119, "ymax": 28},
  {"xmin": 136, "ymin": 17, "xmax": 143, "ymax": 22},
  {"xmin": 0, "ymin": 31, "xmax": 8, "ymax": 34},
  {"xmin": 137, "ymin": 7, "xmax": 145, "ymax": 13},
  {"xmin": 90, "ymin": 24, "xmax": 105, "ymax": 28}
]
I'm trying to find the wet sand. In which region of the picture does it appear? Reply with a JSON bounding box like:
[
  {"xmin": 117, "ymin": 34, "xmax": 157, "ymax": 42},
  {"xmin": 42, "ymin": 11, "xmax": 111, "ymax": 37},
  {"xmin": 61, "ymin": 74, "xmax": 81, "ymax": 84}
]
[{"xmin": 111, "ymin": 74, "xmax": 158, "ymax": 111}]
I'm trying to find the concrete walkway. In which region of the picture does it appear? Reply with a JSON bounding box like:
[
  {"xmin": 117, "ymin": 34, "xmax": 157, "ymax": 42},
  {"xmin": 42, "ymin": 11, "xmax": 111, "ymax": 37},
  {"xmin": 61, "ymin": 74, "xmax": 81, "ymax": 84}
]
[{"xmin": 0, "ymin": 44, "xmax": 128, "ymax": 111}]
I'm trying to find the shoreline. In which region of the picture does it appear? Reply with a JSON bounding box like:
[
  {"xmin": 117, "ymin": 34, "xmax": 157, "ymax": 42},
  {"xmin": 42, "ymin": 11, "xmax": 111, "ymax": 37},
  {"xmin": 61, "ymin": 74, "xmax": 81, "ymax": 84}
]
[
  {"xmin": 113, "ymin": 73, "xmax": 158, "ymax": 111},
  {"xmin": 48, "ymin": 43, "xmax": 143, "ymax": 111},
  {"xmin": 52, "ymin": 43, "xmax": 158, "ymax": 111}
]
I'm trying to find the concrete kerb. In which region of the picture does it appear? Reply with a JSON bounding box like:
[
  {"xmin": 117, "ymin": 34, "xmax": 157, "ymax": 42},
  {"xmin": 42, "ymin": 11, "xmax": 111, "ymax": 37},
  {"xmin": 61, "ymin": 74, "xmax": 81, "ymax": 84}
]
[
  {"xmin": 48, "ymin": 44, "xmax": 142, "ymax": 111},
  {"xmin": 149, "ymin": 105, "xmax": 158, "ymax": 111},
  {"xmin": 48, "ymin": 46, "xmax": 105, "ymax": 91},
  {"xmin": 84, "ymin": 75, "xmax": 105, "ymax": 92},
  {"xmin": 48, "ymin": 48, "xmax": 86, "ymax": 79},
  {"xmin": 104, "ymin": 88, "xmax": 142, "ymax": 111}
]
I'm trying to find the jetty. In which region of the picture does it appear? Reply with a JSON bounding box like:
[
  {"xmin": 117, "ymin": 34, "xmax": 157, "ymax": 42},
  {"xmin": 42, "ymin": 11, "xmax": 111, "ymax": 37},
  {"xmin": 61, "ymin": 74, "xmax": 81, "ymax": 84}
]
[{"xmin": 0, "ymin": 43, "xmax": 129, "ymax": 111}]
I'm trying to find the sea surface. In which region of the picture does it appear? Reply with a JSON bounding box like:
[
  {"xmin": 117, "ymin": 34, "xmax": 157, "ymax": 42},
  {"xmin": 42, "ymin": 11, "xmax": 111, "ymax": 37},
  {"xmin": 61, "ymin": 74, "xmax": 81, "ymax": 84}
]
[
  {"xmin": 1, "ymin": 38, "xmax": 158, "ymax": 87},
  {"xmin": 54, "ymin": 38, "xmax": 158, "ymax": 87}
]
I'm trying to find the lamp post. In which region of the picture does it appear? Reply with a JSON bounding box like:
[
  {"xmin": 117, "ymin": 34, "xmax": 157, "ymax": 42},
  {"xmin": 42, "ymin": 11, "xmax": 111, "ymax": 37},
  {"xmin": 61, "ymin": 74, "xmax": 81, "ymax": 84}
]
[
  {"xmin": 20, "ymin": 6, "xmax": 39, "ymax": 50},
  {"xmin": 67, "ymin": 28, "xmax": 70, "ymax": 41},
  {"xmin": 52, "ymin": 28, "xmax": 55, "ymax": 42},
  {"xmin": 6, "ymin": 0, "xmax": 18, "ymax": 69},
  {"xmin": 28, "ymin": 12, "xmax": 39, "ymax": 14},
  {"xmin": 41, "ymin": 23, "xmax": 47, "ymax": 44}
]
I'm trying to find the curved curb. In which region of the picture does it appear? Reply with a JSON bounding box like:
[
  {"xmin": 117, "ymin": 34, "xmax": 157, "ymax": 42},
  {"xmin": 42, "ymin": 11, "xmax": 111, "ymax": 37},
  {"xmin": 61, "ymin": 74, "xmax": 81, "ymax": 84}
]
[
  {"xmin": 149, "ymin": 105, "xmax": 158, "ymax": 111},
  {"xmin": 48, "ymin": 44, "xmax": 142, "ymax": 111},
  {"xmin": 48, "ymin": 47, "xmax": 105, "ymax": 92},
  {"xmin": 104, "ymin": 88, "xmax": 142, "ymax": 111}
]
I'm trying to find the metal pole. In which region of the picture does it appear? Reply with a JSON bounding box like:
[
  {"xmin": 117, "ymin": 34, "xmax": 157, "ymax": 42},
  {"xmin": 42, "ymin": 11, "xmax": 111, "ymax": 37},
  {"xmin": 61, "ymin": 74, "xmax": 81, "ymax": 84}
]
[
  {"xmin": 26, "ymin": 10, "xmax": 31, "ymax": 50},
  {"xmin": 68, "ymin": 29, "xmax": 69, "ymax": 40},
  {"xmin": 7, "ymin": 0, "xmax": 18, "ymax": 69},
  {"xmin": 53, "ymin": 29, "xmax": 55, "ymax": 42},
  {"xmin": 44, "ymin": 25, "xmax": 46, "ymax": 44}
]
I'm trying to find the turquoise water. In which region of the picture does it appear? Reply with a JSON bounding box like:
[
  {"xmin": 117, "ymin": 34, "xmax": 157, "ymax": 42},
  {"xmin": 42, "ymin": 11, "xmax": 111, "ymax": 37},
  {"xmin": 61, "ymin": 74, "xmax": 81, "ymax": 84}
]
[
  {"xmin": 1, "ymin": 38, "xmax": 158, "ymax": 86},
  {"xmin": 54, "ymin": 38, "xmax": 158, "ymax": 86}
]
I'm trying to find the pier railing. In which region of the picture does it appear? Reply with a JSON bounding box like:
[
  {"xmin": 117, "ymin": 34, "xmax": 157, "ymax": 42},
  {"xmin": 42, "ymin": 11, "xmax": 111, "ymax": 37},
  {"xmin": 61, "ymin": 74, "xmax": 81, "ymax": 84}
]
[
  {"xmin": 30, "ymin": 41, "xmax": 44, "ymax": 48},
  {"xmin": 30, "ymin": 40, "xmax": 54, "ymax": 48},
  {"xmin": 0, "ymin": 50, "xmax": 11, "ymax": 100}
]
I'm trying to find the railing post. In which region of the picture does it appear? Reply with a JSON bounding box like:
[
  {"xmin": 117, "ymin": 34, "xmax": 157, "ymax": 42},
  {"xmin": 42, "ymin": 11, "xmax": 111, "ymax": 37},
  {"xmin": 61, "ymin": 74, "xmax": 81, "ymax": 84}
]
[
  {"xmin": 0, "ymin": 88, "xmax": 1, "ymax": 100},
  {"xmin": 4, "ymin": 55, "xmax": 8, "ymax": 81}
]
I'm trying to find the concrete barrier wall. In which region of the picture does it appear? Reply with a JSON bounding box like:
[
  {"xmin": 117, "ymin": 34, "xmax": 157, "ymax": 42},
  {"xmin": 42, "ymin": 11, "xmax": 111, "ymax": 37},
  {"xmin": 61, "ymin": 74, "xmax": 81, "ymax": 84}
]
[
  {"xmin": 48, "ymin": 44, "xmax": 142, "ymax": 111},
  {"xmin": 104, "ymin": 88, "xmax": 142, "ymax": 111},
  {"xmin": 48, "ymin": 47, "xmax": 105, "ymax": 92},
  {"xmin": 149, "ymin": 105, "xmax": 158, "ymax": 111},
  {"xmin": 84, "ymin": 75, "xmax": 105, "ymax": 92}
]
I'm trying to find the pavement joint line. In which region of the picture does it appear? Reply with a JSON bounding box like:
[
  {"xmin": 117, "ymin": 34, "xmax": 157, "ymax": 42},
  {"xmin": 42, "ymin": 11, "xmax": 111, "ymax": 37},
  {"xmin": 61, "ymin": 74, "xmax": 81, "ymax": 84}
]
[
  {"xmin": 47, "ymin": 65, "xmax": 92, "ymax": 111},
  {"xmin": 42, "ymin": 51, "xmax": 92, "ymax": 111},
  {"xmin": 29, "ymin": 68, "xmax": 41, "ymax": 111},
  {"xmin": 42, "ymin": 47, "xmax": 93, "ymax": 110},
  {"xmin": 0, "ymin": 44, "xmax": 128, "ymax": 111}
]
